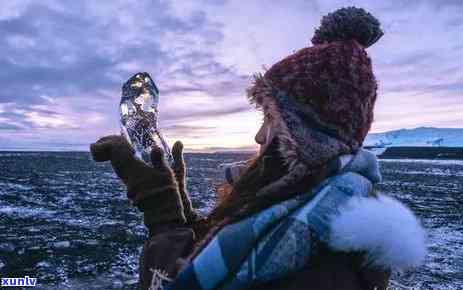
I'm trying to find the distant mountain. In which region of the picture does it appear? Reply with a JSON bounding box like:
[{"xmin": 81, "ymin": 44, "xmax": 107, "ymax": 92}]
[
  {"xmin": 365, "ymin": 127, "xmax": 463, "ymax": 147},
  {"xmin": 186, "ymin": 145, "xmax": 258, "ymax": 154}
]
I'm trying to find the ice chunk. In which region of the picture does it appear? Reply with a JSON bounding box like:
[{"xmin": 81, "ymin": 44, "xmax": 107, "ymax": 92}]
[
  {"xmin": 120, "ymin": 72, "xmax": 172, "ymax": 165},
  {"xmin": 53, "ymin": 241, "xmax": 71, "ymax": 249}
]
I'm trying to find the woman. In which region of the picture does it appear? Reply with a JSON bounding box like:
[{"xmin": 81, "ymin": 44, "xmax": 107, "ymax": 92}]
[{"xmin": 90, "ymin": 7, "xmax": 426, "ymax": 290}]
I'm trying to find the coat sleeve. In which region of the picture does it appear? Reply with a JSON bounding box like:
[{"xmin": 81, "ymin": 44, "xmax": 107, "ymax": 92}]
[
  {"xmin": 251, "ymin": 249, "xmax": 390, "ymax": 290},
  {"xmin": 139, "ymin": 226, "xmax": 196, "ymax": 290}
]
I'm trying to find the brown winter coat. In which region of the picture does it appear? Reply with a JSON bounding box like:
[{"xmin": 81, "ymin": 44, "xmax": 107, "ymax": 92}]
[
  {"xmin": 90, "ymin": 136, "xmax": 390, "ymax": 290},
  {"xmin": 139, "ymin": 222, "xmax": 390, "ymax": 290},
  {"xmin": 91, "ymin": 136, "xmax": 390, "ymax": 290}
]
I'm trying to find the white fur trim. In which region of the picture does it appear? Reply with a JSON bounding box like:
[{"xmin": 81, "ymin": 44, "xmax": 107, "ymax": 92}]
[{"xmin": 328, "ymin": 194, "xmax": 427, "ymax": 271}]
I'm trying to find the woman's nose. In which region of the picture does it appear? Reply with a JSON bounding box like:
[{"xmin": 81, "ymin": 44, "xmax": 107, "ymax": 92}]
[{"xmin": 255, "ymin": 124, "xmax": 267, "ymax": 145}]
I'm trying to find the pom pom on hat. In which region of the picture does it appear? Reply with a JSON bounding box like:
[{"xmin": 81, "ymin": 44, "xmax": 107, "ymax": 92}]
[{"xmin": 312, "ymin": 7, "xmax": 384, "ymax": 48}]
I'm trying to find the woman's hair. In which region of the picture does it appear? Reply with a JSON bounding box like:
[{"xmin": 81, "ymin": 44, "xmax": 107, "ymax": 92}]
[
  {"xmin": 209, "ymin": 138, "xmax": 288, "ymax": 222},
  {"xmin": 209, "ymin": 136, "xmax": 334, "ymax": 225},
  {"xmin": 188, "ymin": 137, "xmax": 335, "ymax": 261}
]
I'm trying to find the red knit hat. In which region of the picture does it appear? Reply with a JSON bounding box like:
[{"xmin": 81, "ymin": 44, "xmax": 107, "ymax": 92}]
[{"xmin": 247, "ymin": 7, "xmax": 383, "ymax": 170}]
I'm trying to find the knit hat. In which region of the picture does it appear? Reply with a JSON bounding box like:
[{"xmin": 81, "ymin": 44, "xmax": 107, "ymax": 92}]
[{"xmin": 247, "ymin": 7, "xmax": 383, "ymax": 171}]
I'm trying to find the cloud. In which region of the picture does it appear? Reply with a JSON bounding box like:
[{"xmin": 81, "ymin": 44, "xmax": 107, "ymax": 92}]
[
  {"xmin": 163, "ymin": 104, "xmax": 250, "ymax": 123},
  {"xmin": 0, "ymin": 0, "xmax": 462, "ymax": 150},
  {"xmin": 165, "ymin": 124, "xmax": 216, "ymax": 138},
  {"xmin": 0, "ymin": 123, "xmax": 23, "ymax": 131},
  {"xmin": 0, "ymin": 1, "xmax": 244, "ymax": 105},
  {"xmin": 0, "ymin": 0, "xmax": 253, "ymax": 150}
]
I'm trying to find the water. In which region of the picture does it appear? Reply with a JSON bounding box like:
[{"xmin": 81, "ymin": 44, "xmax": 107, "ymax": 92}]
[
  {"xmin": 0, "ymin": 152, "xmax": 461, "ymax": 289},
  {"xmin": 377, "ymin": 160, "xmax": 463, "ymax": 289}
]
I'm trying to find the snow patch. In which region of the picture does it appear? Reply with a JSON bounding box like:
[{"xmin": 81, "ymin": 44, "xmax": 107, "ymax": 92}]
[
  {"xmin": 365, "ymin": 127, "xmax": 463, "ymax": 147},
  {"xmin": 0, "ymin": 205, "xmax": 56, "ymax": 219},
  {"xmin": 380, "ymin": 159, "xmax": 463, "ymax": 166},
  {"xmin": 328, "ymin": 194, "xmax": 427, "ymax": 271}
]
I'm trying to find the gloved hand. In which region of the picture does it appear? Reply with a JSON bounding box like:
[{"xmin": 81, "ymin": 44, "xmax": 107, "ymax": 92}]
[
  {"xmin": 90, "ymin": 135, "xmax": 187, "ymax": 229},
  {"xmin": 170, "ymin": 141, "xmax": 202, "ymax": 224}
]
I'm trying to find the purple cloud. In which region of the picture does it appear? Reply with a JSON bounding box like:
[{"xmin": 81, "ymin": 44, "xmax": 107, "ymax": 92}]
[{"xmin": 0, "ymin": 0, "xmax": 462, "ymax": 150}]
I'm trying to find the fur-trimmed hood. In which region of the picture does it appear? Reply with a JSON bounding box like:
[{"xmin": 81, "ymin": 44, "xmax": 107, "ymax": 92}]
[{"xmin": 247, "ymin": 75, "xmax": 354, "ymax": 172}]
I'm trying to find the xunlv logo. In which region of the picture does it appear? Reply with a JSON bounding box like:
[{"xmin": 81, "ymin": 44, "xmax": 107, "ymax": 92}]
[{"xmin": 1, "ymin": 276, "xmax": 37, "ymax": 287}]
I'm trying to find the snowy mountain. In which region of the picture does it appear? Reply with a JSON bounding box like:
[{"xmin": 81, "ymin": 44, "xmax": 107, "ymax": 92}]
[{"xmin": 364, "ymin": 127, "xmax": 463, "ymax": 147}]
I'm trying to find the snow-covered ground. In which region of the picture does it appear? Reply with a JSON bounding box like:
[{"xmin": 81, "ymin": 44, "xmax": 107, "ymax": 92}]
[{"xmin": 365, "ymin": 127, "xmax": 463, "ymax": 147}]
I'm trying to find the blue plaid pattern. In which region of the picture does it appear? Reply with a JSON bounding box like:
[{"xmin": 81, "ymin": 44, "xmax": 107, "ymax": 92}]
[{"xmin": 165, "ymin": 170, "xmax": 376, "ymax": 290}]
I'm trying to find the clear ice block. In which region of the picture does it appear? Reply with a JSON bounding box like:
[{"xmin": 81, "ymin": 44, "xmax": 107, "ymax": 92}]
[{"xmin": 119, "ymin": 72, "xmax": 173, "ymax": 166}]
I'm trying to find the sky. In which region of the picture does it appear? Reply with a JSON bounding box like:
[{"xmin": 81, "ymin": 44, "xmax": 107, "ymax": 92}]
[{"xmin": 0, "ymin": 0, "xmax": 462, "ymax": 151}]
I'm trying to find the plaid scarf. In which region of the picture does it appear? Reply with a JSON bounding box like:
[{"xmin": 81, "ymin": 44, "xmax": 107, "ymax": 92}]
[{"xmin": 164, "ymin": 149, "xmax": 380, "ymax": 290}]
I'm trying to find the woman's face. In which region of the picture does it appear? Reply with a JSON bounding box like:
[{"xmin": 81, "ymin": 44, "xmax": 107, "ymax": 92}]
[{"xmin": 255, "ymin": 111, "xmax": 278, "ymax": 155}]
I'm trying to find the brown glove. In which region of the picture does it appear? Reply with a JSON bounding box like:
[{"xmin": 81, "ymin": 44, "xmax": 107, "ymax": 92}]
[{"xmin": 90, "ymin": 135, "xmax": 186, "ymax": 229}]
